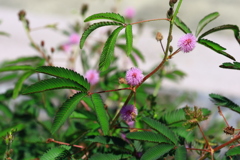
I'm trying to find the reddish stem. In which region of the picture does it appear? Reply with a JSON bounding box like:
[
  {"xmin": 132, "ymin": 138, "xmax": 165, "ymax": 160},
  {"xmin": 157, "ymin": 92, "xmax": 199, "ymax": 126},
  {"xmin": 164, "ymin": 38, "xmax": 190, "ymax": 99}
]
[{"xmin": 46, "ymin": 138, "xmax": 84, "ymax": 149}]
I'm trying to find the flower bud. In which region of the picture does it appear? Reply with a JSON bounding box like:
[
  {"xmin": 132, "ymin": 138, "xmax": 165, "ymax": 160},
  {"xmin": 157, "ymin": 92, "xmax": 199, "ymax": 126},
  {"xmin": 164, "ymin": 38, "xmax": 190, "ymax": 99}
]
[
  {"xmin": 51, "ymin": 47, "xmax": 55, "ymax": 53},
  {"xmin": 41, "ymin": 40, "xmax": 45, "ymax": 47},
  {"xmin": 81, "ymin": 4, "xmax": 88, "ymax": 16},
  {"xmin": 156, "ymin": 32, "xmax": 163, "ymax": 41},
  {"xmin": 119, "ymin": 77, "xmax": 127, "ymax": 84},
  {"xmin": 167, "ymin": 8, "xmax": 174, "ymax": 19},
  {"xmin": 169, "ymin": 0, "xmax": 178, "ymax": 7},
  {"xmin": 169, "ymin": 46, "xmax": 173, "ymax": 53},
  {"xmin": 18, "ymin": 10, "xmax": 26, "ymax": 21}
]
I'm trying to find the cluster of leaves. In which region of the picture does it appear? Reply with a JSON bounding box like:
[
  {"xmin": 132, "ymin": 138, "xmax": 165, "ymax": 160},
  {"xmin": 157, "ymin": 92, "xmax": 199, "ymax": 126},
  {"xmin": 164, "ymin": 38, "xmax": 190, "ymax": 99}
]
[{"xmin": 1, "ymin": 0, "xmax": 240, "ymax": 160}]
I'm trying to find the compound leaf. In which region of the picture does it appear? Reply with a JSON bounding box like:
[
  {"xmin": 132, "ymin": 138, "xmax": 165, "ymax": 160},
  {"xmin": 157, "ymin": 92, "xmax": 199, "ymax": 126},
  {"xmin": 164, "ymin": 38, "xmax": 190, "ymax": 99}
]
[
  {"xmin": 126, "ymin": 132, "xmax": 171, "ymax": 144},
  {"xmin": 142, "ymin": 117, "xmax": 177, "ymax": 144},
  {"xmin": 220, "ymin": 62, "xmax": 240, "ymax": 70},
  {"xmin": 175, "ymin": 146, "xmax": 187, "ymax": 160},
  {"xmin": 90, "ymin": 94, "xmax": 109, "ymax": 135},
  {"xmin": 196, "ymin": 12, "xmax": 219, "ymax": 37},
  {"xmin": 226, "ymin": 146, "xmax": 240, "ymax": 156},
  {"xmin": 41, "ymin": 146, "xmax": 71, "ymax": 160},
  {"xmin": 99, "ymin": 26, "xmax": 124, "ymax": 71},
  {"xmin": 174, "ymin": 16, "xmax": 192, "ymax": 34},
  {"xmin": 198, "ymin": 39, "xmax": 235, "ymax": 61},
  {"xmin": 89, "ymin": 153, "xmax": 131, "ymax": 160},
  {"xmin": 22, "ymin": 78, "xmax": 87, "ymax": 94},
  {"xmin": 84, "ymin": 12, "xmax": 125, "ymax": 24},
  {"xmin": 159, "ymin": 108, "xmax": 186, "ymax": 127},
  {"xmin": 209, "ymin": 93, "xmax": 240, "ymax": 114},
  {"xmin": 35, "ymin": 66, "xmax": 90, "ymax": 90},
  {"xmin": 140, "ymin": 144, "xmax": 174, "ymax": 160},
  {"xmin": 51, "ymin": 92, "xmax": 86, "ymax": 134},
  {"xmin": 0, "ymin": 65, "xmax": 34, "ymax": 72},
  {"xmin": 80, "ymin": 21, "xmax": 123, "ymax": 49}
]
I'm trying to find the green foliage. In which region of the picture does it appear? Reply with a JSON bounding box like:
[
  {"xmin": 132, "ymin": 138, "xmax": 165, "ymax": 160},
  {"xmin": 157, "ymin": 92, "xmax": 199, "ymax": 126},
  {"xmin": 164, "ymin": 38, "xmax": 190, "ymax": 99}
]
[
  {"xmin": 209, "ymin": 93, "xmax": 240, "ymax": 113},
  {"xmin": 80, "ymin": 21, "xmax": 123, "ymax": 49},
  {"xmin": 159, "ymin": 108, "xmax": 186, "ymax": 127},
  {"xmin": 195, "ymin": 12, "xmax": 219, "ymax": 37},
  {"xmin": 140, "ymin": 144, "xmax": 174, "ymax": 160},
  {"xmin": 125, "ymin": 24, "xmax": 133, "ymax": 56},
  {"xmin": 126, "ymin": 131, "xmax": 171, "ymax": 144},
  {"xmin": 51, "ymin": 92, "xmax": 87, "ymax": 134},
  {"xmin": 35, "ymin": 66, "xmax": 90, "ymax": 90},
  {"xmin": 0, "ymin": 65, "xmax": 34, "ymax": 72},
  {"xmin": 99, "ymin": 26, "xmax": 124, "ymax": 71},
  {"xmin": 84, "ymin": 12, "xmax": 125, "ymax": 24},
  {"xmin": 175, "ymin": 146, "xmax": 187, "ymax": 160},
  {"xmin": 22, "ymin": 78, "xmax": 87, "ymax": 94},
  {"xmin": 198, "ymin": 24, "xmax": 240, "ymax": 45},
  {"xmin": 220, "ymin": 62, "xmax": 240, "ymax": 70},
  {"xmin": 174, "ymin": 16, "xmax": 192, "ymax": 34},
  {"xmin": 41, "ymin": 146, "xmax": 71, "ymax": 160},
  {"xmin": 198, "ymin": 39, "xmax": 235, "ymax": 61},
  {"xmin": 225, "ymin": 146, "xmax": 240, "ymax": 156},
  {"xmin": 142, "ymin": 117, "xmax": 178, "ymax": 144},
  {"xmin": 90, "ymin": 94, "xmax": 109, "ymax": 135},
  {"xmin": 89, "ymin": 153, "xmax": 131, "ymax": 160}
]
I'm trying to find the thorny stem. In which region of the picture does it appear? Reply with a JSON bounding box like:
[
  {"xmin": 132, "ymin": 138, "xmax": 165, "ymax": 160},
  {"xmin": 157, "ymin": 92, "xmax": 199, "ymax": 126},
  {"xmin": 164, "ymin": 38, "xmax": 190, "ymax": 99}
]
[
  {"xmin": 218, "ymin": 106, "xmax": 230, "ymax": 127},
  {"xmin": 89, "ymin": 87, "xmax": 131, "ymax": 95},
  {"xmin": 130, "ymin": 18, "xmax": 170, "ymax": 25},
  {"xmin": 197, "ymin": 123, "xmax": 211, "ymax": 150},
  {"xmin": 168, "ymin": 48, "xmax": 181, "ymax": 59}
]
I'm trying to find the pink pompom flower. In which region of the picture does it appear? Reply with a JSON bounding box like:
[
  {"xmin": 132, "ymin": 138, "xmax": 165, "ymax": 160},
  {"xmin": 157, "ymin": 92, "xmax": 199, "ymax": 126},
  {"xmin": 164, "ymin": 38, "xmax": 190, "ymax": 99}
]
[
  {"xmin": 85, "ymin": 70, "xmax": 100, "ymax": 85},
  {"xmin": 177, "ymin": 33, "xmax": 197, "ymax": 53},
  {"xmin": 125, "ymin": 7, "xmax": 135, "ymax": 19},
  {"xmin": 126, "ymin": 67, "xmax": 144, "ymax": 86},
  {"xmin": 120, "ymin": 104, "xmax": 138, "ymax": 126},
  {"xmin": 69, "ymin": 33, "xmax": 80, "ymax": 44}
]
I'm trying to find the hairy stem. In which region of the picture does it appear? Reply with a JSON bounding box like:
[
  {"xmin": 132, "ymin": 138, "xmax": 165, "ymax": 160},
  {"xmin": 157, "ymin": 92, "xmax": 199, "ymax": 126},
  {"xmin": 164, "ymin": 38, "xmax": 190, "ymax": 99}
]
[{"xmin": 130, "ymin": 18, "xmax": 170, "ymax": 25}]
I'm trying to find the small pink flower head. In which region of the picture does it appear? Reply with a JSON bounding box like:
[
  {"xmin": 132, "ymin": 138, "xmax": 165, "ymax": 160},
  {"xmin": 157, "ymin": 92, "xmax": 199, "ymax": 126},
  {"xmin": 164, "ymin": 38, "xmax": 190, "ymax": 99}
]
[
  {"xmin": 62, "ymin": 44, "xmax": 71, "ymax": 52},
  {"xmin": 69, "ymin": 33, "xmax": 80, "ymax": 44},
  {"xmin": 85, "ymin": 70, "xmax": 100, "ymax": 85},
  {"xmin": 177, "ymin": 33, "xmax": 197, "ymax": 53},
  {"xmin": 125, "ymin": 7, "xmax": 135, "ymax": 19},
  {"xmin": 120, "ymin": 104, "xmax": 138, "ymax": 124},
  {"xmin": 126, "ymin": 67, "xmax": 144, "ymax": 86}
]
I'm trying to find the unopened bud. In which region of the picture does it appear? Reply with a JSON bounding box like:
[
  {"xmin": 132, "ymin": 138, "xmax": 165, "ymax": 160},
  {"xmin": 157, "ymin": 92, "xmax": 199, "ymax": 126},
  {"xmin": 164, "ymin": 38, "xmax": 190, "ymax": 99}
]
[
  {"xmin": 167, "ymin": 8, "xmax": 174, "ymax": 19},
  {"xmin": 50, "ymin": 47, "xmax": 55, "ymax": 53},
  {"xmin": 169, "ymin": 0, "xmax": 178, "ymax": 7},
  {"xmin": 18, "ymin": 10, "xmax": 26, "ymax": 21},
  {"xmin": 169, "ymin": 46, "xmax": 173, "ymax": 53},
  {"xmin": 156, "ymin": 32, "xmax": 163, "ymax": 41},
  {"xmin": 119, "ymin": 77, "xmax": 127, "ymax": 84},
  {"xmin": 41, "ymin": 40, "xmax": 45, "ymax": 47},
  {"xmin": 168, "ymin": 35, "xmax": 173, "ymax": 42},
  {"xmin": 81, "ymin": 4, "xmax": 88, "ymax": 16}
]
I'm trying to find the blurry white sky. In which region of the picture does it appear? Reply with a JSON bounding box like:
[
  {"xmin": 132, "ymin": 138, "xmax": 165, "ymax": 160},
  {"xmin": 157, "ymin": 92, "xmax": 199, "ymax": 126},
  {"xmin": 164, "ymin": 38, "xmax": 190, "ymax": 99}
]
[{"xmin": 0, "ymin": 0, "xmax": 240, "ymax": 98}]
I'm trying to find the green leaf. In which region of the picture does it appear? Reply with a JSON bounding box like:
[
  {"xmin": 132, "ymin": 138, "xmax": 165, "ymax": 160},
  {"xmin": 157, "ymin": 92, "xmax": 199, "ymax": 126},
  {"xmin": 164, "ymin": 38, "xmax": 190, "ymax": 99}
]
[
  {"xmin": 89, "ymin": 153, "xmax": 131, "ymax": 160},
  {"xmin": 70, "ymin": 111, "xmax": 97, "ymax": 121},
  {"xmin": 2, "ymin": 56, "xmax": 44, "ymax": 66},
  {"xmin": 142, "ymin": 117, "xmax": 178, "ymax": 144},
  {"xmin": 90, "ymin": 94, "xmax": 109, "ymax": 135},
  {"xmin": 209, "ymin": 93, "xmax": 240, "ymax": 114},
  {"xmin": 35, "ymin": 66, "xmax": 90, "ymax": 90},
  {"xmin": 175, "ymin": 146, "xmax": 187, "ymax": 160},
  {"xmin": 0, "ymin": 124, "xmax": 25, "ymax": 138},
  {"xmin": 198, "ymin": 39, "xmax": 235, "ymax": 61},
  {"xmin": 0, "ymin": 102, "xmax": 13, "ymax": 118},
  {"xmin": 140, "ymin": 144, "xmax": 174, "ymax": 160},
  {"xmin": 220, "ymin": 62, "xmax": 240, "ymax": 70},
  {"xmin": 196, "ymin": 12, "xmax": 219, "ymax": 37},
  {"xmin": 0, "ymin": 65, "xmax": 34, "ymax": 72},
  {"xmin": 22, "ymin": 78, "xmax": 87, "ymax": 94},
  {"xmin": 99, "ymin": 26, "xmax": 124, "ymax": 71},
  {"xmin": 84, "ymin": 12, "xmax": 125, "ymax": 24},
  {"xmin": 226, "ymin": 146, "xmax": 240, "ymax": 156},
  {"xmin": 13, "ymin": 71, "xmax": 34, "ymax": 99},
  {"xmin": 41, "ymin": 146, "xmax": 71, "ymax": 160},
  {"xmin": 51, "ymin": 92, "xmax": 86, "ymax": 134},
  {"xmin": 174, "ymin": 16, "xmax": 192, "ymax": 34},
  {"xmin": 85, "ymin": 135, "xmax": 133, "ymax": 151},
  {"xmin": 159, "ymin": 108, "xmax": 186, "ymax": 127},
  {"xmin": 125, "ymin": 24, "xmax": 133, "ymax": 56},
  {"xmin": 198, "ymin": 24, "xmax": 240, "ymax": 45},
  {"xmin": 0, "ymin": 31, "xmax": 10, "ymax": 37},
  {"xmin": 80, "ymin": 21, "xmax": 123, "ymax": 49},
  {"xmin": 126, "ymin": 131, "xmax": 171, "ymax": 143},
  {"xmin": 171, "ymin": 127, "xmax": 194, "ymax": 143}
]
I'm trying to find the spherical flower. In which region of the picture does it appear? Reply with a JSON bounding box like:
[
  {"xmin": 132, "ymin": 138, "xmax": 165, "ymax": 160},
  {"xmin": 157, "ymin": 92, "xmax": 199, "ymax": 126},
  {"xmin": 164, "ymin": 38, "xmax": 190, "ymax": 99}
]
[
  {"xmin": 120, "ymin": 104, "xmax": 138, "ymax": 124},
  {"xmin": 85, "ymin": 70, "xmax": 100, "ymax": 85},
  {"xmin": 126, "ymin": 67, "xmax": 144, "ymax": 86},
  {"xmin": 177, "ymin": 33, "xmax": 196, "ymax": 53},
  {"xmin": 69, "ymin": 33, "xmax": 80, "ymax": 44},
  {"xmin": 125, "ymin": 7, "xmax": 135, "ymax": 19}
]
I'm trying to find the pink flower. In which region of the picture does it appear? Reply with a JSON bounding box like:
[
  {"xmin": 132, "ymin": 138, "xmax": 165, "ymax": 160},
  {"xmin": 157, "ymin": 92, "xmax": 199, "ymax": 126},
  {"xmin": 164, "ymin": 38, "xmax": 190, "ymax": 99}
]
[
  {"xmin": 62, "ymin": 44, "xmax": 71, "ymax": 52},
  {"xmin": 178, "ymin": 33, "xmax": 197, "ymax": 53},
  {"xmin": 126, "ymin": 67, "xmax": 144, "ymax": 86},
  {"xmin": 120, "ymin": 104, "xmax": 138, "ymax": 125},
  {"xmin": 85, "ymin": 70, "xmax": 99, "ymax": 85},
  {"xmin": 125, "ymin": 7, "xmax": 135, "ymax": 19},
  {"xmin": 69, "ymin": 33, "xmax": 80, "ymax": 44}
]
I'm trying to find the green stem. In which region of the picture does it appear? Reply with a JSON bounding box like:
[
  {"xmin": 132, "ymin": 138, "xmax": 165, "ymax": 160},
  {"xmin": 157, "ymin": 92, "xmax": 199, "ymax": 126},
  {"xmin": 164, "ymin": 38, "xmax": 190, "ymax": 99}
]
[
  {"xmin": 153, "ymin": 79, "xmax": 162, "ymax": 97},
  {"xmin": 130, "ymin": 18, "xmax": 170, "ymax": 25},
  {"xmin": 172, "ymin": 0, "xmax": 183, "ymax": 22}
]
